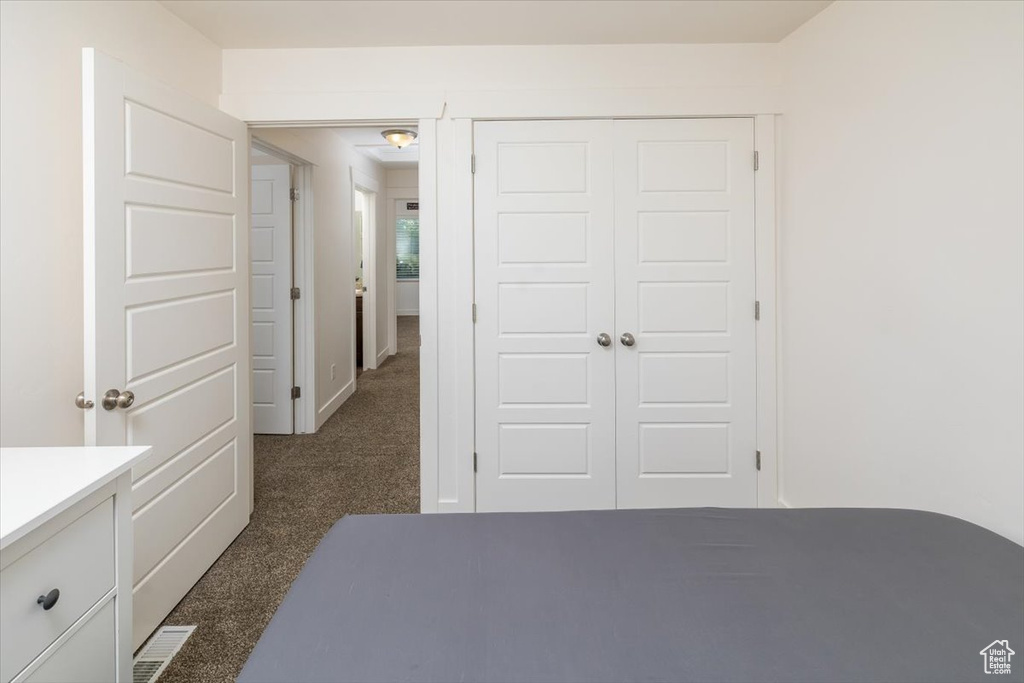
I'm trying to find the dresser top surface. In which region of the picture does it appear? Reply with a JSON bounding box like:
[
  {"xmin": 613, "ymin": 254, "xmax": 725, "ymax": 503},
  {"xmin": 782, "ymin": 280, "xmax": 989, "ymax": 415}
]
[{"xmin": 0, "ymin": 447, "xmax": 151, "ymax": 550}]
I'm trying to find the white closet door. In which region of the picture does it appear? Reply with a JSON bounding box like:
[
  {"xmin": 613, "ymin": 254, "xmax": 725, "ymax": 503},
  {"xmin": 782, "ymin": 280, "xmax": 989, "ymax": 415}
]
[
  {"xmin": 613, "ymin": 119, "xmax": 757, "ymax": 508},
  {"xmin": 251, "ymin": 164, "xmax": 294, "ymax": 434},
  {"xmin": 474, "ymin": 120, "xmax": 617, "ymax": 512},
  {"xmin": 83, "ymin": 49, "xmax": 251, "ymax": 647}
]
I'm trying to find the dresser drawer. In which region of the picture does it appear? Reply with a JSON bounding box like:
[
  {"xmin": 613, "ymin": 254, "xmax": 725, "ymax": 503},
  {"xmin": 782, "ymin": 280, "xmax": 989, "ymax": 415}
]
[
  {"xmin": 0, "ymin": 497, "xmax": 115, "ymax": 682},
  {"xmin": 19, "ymin": 599, "xmax": 116, "ymax": 683}
]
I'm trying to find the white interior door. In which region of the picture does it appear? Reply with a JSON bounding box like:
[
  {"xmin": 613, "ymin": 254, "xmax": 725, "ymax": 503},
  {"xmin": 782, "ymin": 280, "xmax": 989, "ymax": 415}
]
[
  {"xmin": 474, "ymin": 120, "xmax": 617, "ymax": 512},
  {"xmin": 82, "ymin": 49, "xmax": 251, "ymax": 648},
  {"xmin": 614, "ymin": 118, "xmax": 757, "ymax": 508},
  {"xmin": 251, "ymin": 164, "xmax": 293, "ymax": 434}
]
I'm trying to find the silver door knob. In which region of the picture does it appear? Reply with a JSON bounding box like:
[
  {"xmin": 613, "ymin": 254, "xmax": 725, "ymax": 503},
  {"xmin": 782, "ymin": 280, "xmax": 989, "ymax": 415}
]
[
  {"xmin": 596, "ymin": 333, "xmax": 612, "ymax": 347},
  {"xmin": 75, "ymin": 392, "xmax": 94, "ymax": 410},
  {"xmin": 620, "ymin": 332, "xmax": 636, "ymax": 347},
  {"xmin": 102, "ymin": 389, "xmax": 135, "ymax": 411}
]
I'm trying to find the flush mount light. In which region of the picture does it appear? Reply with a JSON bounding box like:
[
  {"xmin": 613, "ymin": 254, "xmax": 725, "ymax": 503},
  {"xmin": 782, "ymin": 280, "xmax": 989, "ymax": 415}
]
[{"xmin": 381, "ymin": 129, "xmax": 417, "ymax": 149}]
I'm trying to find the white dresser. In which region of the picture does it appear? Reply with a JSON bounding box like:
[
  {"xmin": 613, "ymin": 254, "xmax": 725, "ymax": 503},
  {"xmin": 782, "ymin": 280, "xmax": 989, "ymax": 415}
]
[{"xmin": 0, "ymin": 447, "xmax": 150, "ymax": 683}]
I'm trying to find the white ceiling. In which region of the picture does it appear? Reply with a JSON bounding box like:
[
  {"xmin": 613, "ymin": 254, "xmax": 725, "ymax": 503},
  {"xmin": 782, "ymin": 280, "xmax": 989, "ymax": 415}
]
[
  {"xmin": 159, "ymin": 1, "xmax": 832, "ymax": 49},
  {"xmin": 332, "ymin": 126, "xmax": 419, "ymax": 167}
]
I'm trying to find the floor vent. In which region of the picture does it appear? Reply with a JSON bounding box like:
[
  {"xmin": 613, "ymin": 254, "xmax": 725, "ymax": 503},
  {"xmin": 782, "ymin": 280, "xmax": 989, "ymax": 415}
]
[{"xmin": 133, "ymin": 625, "xmax": 196, "ymax": 683}]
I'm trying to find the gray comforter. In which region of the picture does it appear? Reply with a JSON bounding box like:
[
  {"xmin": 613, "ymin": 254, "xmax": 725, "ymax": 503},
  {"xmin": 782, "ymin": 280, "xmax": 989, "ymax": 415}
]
[{"xmin": 239, "ymin": 508, "xmax": 1024, "ymax": 683}]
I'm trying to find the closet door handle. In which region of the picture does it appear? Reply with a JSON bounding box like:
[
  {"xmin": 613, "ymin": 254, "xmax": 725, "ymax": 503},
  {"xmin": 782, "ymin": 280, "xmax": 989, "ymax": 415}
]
[
  {"xmin": 620, "ymin": 332, "xmax": 636, "ymax": 347},
  {"xmin": 596, "ymin": 333, "xmax": 612, "ymax": 347}
]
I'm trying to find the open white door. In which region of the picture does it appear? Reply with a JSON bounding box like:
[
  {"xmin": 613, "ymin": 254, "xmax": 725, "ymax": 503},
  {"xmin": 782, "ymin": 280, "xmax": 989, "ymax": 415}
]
[
  {"xmin": 251, "ymin": 164, "xmax": 294, "ymax": 434},
  {"xmin": 82, "ymin": 49, "xmax": 251, "ymax": 648}
]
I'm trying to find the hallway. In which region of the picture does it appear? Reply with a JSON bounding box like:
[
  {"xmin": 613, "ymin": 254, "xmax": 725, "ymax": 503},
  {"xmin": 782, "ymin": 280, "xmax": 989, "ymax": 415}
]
[{"xmin": 156, "ymin": 317, "xmax": 421, "ymax": 682}]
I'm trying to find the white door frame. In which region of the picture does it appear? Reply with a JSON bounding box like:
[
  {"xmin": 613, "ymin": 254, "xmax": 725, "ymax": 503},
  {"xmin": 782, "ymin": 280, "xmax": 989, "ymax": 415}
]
[
  {"xmin": 352, "ymin": 168, "xmax": 380, "ymax": 373},
  {"xmin": 250, "ymin": 137, "xmax": 316, "ymax": 435}
]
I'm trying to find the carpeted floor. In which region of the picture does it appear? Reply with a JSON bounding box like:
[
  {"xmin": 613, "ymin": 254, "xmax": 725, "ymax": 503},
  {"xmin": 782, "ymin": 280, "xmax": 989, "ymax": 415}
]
[{"xmin": 154, "ymin": 316, "xmax": 421, "ymax": 683}]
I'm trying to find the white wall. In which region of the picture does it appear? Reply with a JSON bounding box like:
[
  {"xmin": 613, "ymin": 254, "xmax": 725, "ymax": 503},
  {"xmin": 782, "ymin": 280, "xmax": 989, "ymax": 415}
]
[
  {"xmin": 388, "ymin": 169, "xmax": 420, "ymax": 317},
  {"xmin": 396, "ymin": 283, "xmax": 419, "ymax": 317},
  {"xmin": 223, "ymin": 44, "xmax": 781, "ymax": 93},
  {"xmin": 251, "ymin": 129, "xmax": 386, "ymax": 429},
  {"xmin": 779, "ymin": 1, "xmax": 1024, "ymax": 543},
  {"xmin": 219, "ymin": 44, "xmax": 783, "ymax": 122},
  {"xmin": 0, "ymin": 0, "xmax": 221, "ymax": 446}
]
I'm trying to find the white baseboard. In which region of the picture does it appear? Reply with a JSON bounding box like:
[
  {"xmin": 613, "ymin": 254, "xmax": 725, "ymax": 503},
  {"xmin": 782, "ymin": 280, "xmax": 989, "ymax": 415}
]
[
  {"xmin": 397, "ymin": 310, "xmax": 419, "ymax": 316},
  {"xmin": 316, "ymin": 379, "xmax": 355, "ymax": 429},
  {"xmin": 777, "ymin": 497, "xmax": 792, "ymax": 508},
  {"xmin": 376, "ymin": 347, "xmax": 389, "ymax": 366}
]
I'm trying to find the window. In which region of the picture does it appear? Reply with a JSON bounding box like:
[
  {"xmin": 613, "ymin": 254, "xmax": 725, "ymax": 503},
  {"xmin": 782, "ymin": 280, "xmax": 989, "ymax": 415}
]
[{"xmin": 396, "ymin": 203, "xmax": 419, "ymax": 280}]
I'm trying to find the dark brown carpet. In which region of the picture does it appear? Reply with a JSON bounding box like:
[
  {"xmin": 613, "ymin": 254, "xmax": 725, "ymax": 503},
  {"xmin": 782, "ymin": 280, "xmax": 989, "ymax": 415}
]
[{"xmin": 154, "ymin": 316, "xmax": 421, "ymax": 683}]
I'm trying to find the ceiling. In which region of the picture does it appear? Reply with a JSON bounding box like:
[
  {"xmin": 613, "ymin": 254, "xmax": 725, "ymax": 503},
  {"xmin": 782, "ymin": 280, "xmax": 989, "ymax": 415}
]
[
  {"xmin": 159, "ymin": 1, "xmax": 832, "ymax": 49},
  {"xmin": 332, "ymin": 126, "xmax": 419, "ymax": 167}
]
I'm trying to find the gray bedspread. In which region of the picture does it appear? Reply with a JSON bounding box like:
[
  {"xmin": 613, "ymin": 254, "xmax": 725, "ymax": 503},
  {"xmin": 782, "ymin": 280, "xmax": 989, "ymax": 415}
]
[{"xmin": 238, "ymin": 508, "xmax": 1024, "ymax": 683}]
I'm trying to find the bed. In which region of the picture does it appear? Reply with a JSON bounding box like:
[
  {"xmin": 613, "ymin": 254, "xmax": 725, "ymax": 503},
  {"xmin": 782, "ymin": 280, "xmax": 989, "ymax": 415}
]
[{"xmin": 238, "ymin": 508, "xmax": 1024, "ymax": 683}]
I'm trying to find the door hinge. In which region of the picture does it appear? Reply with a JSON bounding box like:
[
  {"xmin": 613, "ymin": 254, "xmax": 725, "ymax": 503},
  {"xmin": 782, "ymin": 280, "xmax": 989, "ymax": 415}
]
[
  {"xmin": 471, "ymin": 154, "xmax": 476, "ymax": 174},
  {"xmin": 290, "ymin": 286, "xmax": 301, "ymax": 300},
  {"xmin": 753, "ymin": 151, "xmax": 760, "ymax": 172},
  {"xmin": 756, "ymin": 450, "xmax": 762, "ymax": 471},
  {"xmin": 472, "ymin": 303, "xmax": 477, "ymax": 323},
  {"xmin": 291, "ymin": 386, "xmax": 301, "ymax": 400},
  {"xmin": 473, "ymin": 452, "xmax": 478, "ymax": 473},
  {"xmin": 290, "ymin": 188, "xmax": 299, "ymax": 201},
  {"xmin": 754, "ymin": 300, "xmax": 761, "ymax": 321}
]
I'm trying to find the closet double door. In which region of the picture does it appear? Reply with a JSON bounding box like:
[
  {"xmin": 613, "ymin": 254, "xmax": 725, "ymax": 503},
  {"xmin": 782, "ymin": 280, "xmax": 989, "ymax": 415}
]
[{"xmin": 474, "ymin": 118, "xmax": 757, "ymax": 512}]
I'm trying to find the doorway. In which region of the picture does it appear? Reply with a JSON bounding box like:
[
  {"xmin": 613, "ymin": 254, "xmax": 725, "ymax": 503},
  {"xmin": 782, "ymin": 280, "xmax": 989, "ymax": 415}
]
[{"xmin": 353, "ymin": 184, "xmax": 377, "ymax": 373}]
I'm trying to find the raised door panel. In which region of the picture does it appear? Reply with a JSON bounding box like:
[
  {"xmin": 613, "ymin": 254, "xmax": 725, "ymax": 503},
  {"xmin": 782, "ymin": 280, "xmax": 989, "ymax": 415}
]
[
  {"xmin": 614, "ymin": 118, "xmax": 757, "ymax": 509},
  {"xmin": 474, "ymin": 120, "xmax": 616, "ymax": 512}
]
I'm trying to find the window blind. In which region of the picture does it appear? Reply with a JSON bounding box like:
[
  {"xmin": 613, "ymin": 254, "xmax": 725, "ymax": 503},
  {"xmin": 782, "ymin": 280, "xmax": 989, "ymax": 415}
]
[{"xmin": 396, "ymin": 217, "xmax": 419, "ymax": 280}]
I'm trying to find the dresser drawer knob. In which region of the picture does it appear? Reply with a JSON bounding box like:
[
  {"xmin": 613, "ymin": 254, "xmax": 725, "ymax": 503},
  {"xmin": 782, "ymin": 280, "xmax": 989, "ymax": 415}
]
[{"xmin": 36, "ymin": 588, "xmax": 60, "ymax": 610}]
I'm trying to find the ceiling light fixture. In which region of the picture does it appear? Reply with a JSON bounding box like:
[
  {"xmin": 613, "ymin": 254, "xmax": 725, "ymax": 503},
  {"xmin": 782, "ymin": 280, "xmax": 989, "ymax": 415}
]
[{"xmin": 381, "ymin": 129, "xmax": 417, "ymax": 149}]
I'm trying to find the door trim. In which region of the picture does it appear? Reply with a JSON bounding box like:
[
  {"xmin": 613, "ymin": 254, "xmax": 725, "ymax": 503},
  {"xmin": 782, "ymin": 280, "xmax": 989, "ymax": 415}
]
[{"xmin": 753, "ymin": 114, "xmax": 779, "ymax": 508}]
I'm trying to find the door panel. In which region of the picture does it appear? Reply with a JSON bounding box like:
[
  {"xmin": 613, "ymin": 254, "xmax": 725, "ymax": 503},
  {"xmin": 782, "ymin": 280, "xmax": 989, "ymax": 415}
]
[
  {"xmin": 250, "ymin": 164, "xmax": 294, "ymax": 434},
  {"xmin": 83, "ymin": 49, "xmax": 251, "ymax": 648},
  {"xmin": 614, "ymin": 118, "xmax": 757, "ymax": 509},
  {"xmin": 474, "ymin": 120, "xmax": 616, "ymax": 512}
]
